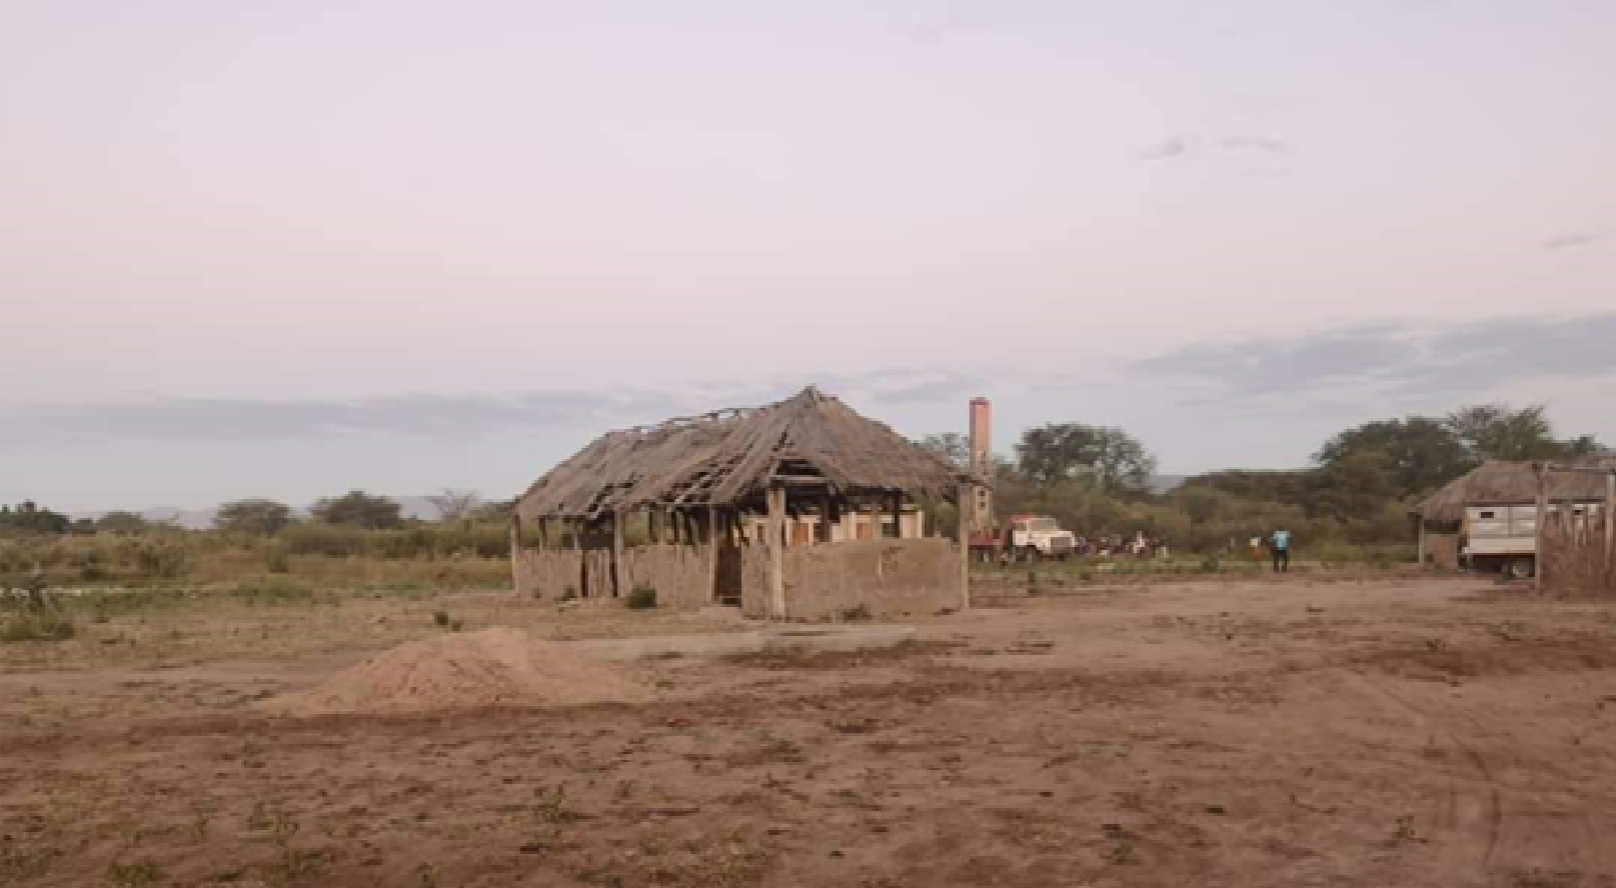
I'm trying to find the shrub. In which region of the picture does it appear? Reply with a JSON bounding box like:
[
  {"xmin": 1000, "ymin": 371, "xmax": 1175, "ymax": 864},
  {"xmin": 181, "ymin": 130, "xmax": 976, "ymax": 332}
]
[
  {"xmin": 624, "ymin": 586, "xmax": 658, "ymax": 610},
  {"xmin": 432, "ymin": 609, "xmax": 451, "ymax": 627},
  {"xmin": 839, "ymin": 604, "xmax": 872, "ymax": 622}
]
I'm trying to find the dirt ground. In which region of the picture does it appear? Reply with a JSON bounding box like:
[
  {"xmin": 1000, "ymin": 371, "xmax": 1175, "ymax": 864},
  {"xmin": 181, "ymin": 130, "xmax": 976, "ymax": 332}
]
[{"xmin": 4, "ymin": 576, "xmax": 1616, "ymax": 888}]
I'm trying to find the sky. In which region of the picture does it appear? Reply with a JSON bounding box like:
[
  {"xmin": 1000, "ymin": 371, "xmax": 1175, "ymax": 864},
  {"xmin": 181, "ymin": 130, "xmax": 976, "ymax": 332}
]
[{"xmin": 2, "ymin": 0, "xmax": 1613, "ymax": 512}]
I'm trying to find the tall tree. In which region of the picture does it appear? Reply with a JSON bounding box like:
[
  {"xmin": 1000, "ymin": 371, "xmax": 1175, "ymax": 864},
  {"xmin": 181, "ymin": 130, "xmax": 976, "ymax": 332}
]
[
  {"xmin": 312, "ymin": 491, "xmax": 404, "ymax": 529},
  {"xmin": 427, "ymin": 489, "xmax": 481, "ymax": 523},
  {"xmin": 214, "ymin": 499, "xmax": 293, "ymax": 534},
  {"xmin": 1314, "ymin": 416, "xmax": 1472, "ymax": 497},
  {"xmin": 1445, "ymin": 403, "xmax": 1605, "ymax": 461},
  {"xmin": 1014, "ymin": 423, "xmax": 1157, "ymax": 495},
  {"xmin": 1445, "ymin": 404, "xmax": 1560, "ymax": 461}
]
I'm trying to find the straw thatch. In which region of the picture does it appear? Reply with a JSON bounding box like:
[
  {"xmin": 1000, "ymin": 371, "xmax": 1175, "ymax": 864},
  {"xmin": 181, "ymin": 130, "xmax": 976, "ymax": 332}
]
[
  {"xmin": 1418, "ymin": 457, "xmax": 1616, "ymax": 524},
  {"xmin": 516, "ymin": 387, "xmax": 969, "ymax": 521}
]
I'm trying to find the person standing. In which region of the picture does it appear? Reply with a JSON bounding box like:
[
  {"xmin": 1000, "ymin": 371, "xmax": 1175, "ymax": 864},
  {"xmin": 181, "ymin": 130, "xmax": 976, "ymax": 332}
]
[{"xmin": 1270, "ymin": 528, "xmax": 1291, "ymax": 573}]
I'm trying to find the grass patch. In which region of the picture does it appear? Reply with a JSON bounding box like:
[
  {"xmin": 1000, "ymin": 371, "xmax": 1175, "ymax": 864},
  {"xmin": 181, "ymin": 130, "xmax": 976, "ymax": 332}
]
[{"xmin": 0, "ymin": 612, "xmax": 77, "ymax": 643}]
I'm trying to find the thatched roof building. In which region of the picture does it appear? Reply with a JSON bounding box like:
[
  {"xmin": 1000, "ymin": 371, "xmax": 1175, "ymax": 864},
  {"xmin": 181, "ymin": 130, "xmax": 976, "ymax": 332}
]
[
  {"xmin": 510, "ymin": 388, "xmax": 978, "ymax": 620},
  {"xmin": 516, "ymin": 387, "xmax": 968, "ymax": 522},
  {"xmin": 1419, "ymin": 458, "xmax": 1616, "ymax": 525}
]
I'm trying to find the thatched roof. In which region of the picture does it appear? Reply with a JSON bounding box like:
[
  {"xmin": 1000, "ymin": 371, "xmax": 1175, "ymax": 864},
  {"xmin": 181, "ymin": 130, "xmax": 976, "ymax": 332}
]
[
  {"xmin": 1419, "ymin": 458, "xmax": 1615, "ymax": 523},
  {"xmin": 516, "ymin": 387, "xmax": 970, "ymax": 520}
]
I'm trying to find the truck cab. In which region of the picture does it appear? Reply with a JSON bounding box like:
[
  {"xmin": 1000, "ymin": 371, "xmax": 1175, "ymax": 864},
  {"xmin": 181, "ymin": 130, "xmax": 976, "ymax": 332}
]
[{"xmin": 1007, "ymin": 514, "xmax": 1076, "ymax": 562}]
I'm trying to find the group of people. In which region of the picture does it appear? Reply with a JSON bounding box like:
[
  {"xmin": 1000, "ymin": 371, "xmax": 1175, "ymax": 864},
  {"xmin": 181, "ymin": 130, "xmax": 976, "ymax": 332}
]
[
  {"xmin": 1073, "ymin": 531, "xmax": 1170, "ymax": 559},
  {"xmin": 1241, "ymin": 529, "xmax": 1293, "ymax": 573}
]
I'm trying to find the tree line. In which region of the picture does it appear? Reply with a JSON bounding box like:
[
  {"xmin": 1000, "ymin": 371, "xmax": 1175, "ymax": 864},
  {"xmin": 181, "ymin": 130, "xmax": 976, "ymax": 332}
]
[
  {"xmin": 920, "ymin": 402, "xmax": 1606, "ymax": 551},
  {"xmin": 1, "ymin": 490, "xmax": 513, "ymax": 537}
]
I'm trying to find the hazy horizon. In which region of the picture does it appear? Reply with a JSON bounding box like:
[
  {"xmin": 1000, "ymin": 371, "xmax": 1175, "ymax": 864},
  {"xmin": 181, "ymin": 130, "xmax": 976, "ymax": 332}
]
[{"xmin": 4, "ymin": 0, "xmax": 1613, "ymax": 512}]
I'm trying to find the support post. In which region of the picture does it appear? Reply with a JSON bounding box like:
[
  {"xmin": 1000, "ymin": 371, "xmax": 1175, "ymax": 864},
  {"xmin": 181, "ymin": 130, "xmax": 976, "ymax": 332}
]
[
  {"xmin": 1534, "ymin": 463, "xmax": 1549, "ymax": 592},
  {"xmin": 1606, "ymin": 470, "xmax": 1615, "ymax": 589},
  {"xmin": 611, "ymin": 510, "xmax": 626, "ymax": 598},
  {"xmin": 509, "ymin": 514, "xmax": 523, "ymax": 594},
  {"xmin": 819, "ymin": 492, "xmax": 835, "ymax": 544},
  {"xmin": 706, "ymin": 506, "xmax": 721, "ymax": 603},
  {"xmin": 956, "ymin": 482, "xmax": 972, "ymax": 611},
  {"xmin": 767, "ymin": 484, "xmax": 787, "ymax": 619},
  {"xmin": 888, "ymin": 491, "xmax": 903, "ymax": 539}
]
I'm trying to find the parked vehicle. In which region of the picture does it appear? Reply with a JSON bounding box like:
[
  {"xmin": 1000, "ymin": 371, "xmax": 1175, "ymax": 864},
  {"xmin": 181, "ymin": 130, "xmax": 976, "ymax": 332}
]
[
  {"xmin": 1005, "ymin": 514, "xmax": 1076, "ymax": 562},
  {"xmin": 1462, "ymin": 501, "xmax": 1604, "ymax": 579}
]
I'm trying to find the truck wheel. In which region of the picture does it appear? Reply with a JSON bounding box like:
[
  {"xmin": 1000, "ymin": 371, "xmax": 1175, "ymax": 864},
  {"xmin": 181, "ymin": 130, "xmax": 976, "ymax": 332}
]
[{"xmin": 1506, "ymin": 557, "xmax": 1535, "ymax": 580}]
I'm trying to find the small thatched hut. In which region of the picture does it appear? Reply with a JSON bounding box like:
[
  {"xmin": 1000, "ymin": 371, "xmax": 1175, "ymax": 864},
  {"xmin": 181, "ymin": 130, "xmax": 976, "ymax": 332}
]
[
  {"xmin": 511, "ymin": 387, "xmax": 977, "ymax": 620},
  {"xmin": 1417, "ymin": 458, "xmax": 1615, "ymax": 570}
]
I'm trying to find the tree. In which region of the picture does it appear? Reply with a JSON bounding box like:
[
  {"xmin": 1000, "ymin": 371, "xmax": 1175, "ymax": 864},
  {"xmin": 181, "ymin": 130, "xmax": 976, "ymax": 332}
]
[
  {"xmin": 1313, "ymin": 416, "xmax": 1473, "ymax": 498},
  {"xmin": 0, "ymin": 501, "xmax": 70, "ymax": 534},
  {"xmin": 427, "ymin": 489, "xmax": 481, "ymax": 523},
  {"xmin": 917, "ymin": 433, "xmax": 969, "ymax": 469},
  {"xmin": 311, "ymin": 491, "xmax": 404, "ymax": 530},
  {"xmin": 95, "ymin": 511, "xmax": 149, "ymax": 533},
  {"xmin": 1445, "ymin": 404, "xmax": 1560, "ymax": 461},
  {"xmin": 1445, "ymin": 403, "xmax": 1607, "ymax": 461},
  {"xmin": 214, "ymin": 499, "xmax": 293, "ymax": 534},
  {"xmin": 1014, "ymin": 423, "xmax": 1157, "ymax": 495},
  {"xmin": 1309, "ymin": 449, "xmax": 1400, "ymax": 523}
]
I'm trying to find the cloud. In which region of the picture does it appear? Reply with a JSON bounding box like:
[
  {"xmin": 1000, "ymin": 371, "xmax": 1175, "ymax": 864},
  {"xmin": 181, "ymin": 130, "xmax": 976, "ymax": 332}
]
[
  {"xmin": 1128, "ymin": 313, "xmax": 1616, "ymax": 414},
  {"xmin": 1137, "ymin": 137, "xmax": 1189, "ymax": 160},
  {"xmin": 0, "ymin": 368, "xmax": 981, "ymax": 446},
  {"xmin": 1541, "ymin": 232, "xmax": 1599, "ymax": 250},
  {"xmin": 1219, "ymin": 134, "xmax": 1289, "ymax": 153}
]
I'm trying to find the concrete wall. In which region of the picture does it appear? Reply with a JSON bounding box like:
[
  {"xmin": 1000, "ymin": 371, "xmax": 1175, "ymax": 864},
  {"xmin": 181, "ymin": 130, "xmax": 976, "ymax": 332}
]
[{"xmin": 739, "ymin": 537, "xmax": 963, "ymax": 621}]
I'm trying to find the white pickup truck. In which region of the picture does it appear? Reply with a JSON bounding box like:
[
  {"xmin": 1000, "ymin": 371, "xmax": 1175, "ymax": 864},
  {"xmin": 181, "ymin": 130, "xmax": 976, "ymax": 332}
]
[{"xmin": 1463, "ymin": 501, "xmax": 1604, "ymax": 578}]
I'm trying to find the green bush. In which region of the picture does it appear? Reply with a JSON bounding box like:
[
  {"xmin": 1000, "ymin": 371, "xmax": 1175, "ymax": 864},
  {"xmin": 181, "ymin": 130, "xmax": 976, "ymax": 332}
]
[{"xmin": 624, "ymin": 585, "xmax": 658, "ymax": 610}]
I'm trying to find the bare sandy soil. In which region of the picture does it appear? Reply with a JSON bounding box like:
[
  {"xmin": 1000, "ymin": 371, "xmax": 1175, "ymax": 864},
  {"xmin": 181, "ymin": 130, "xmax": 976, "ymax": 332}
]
[{"xmin": 4, "ymin": 576, "xmax": 1616, "ymax": 887}]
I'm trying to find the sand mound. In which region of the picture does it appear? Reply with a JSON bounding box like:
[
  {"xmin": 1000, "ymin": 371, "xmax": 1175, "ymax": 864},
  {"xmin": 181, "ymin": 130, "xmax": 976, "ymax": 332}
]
[{"xmin": 264, "ymin": 628, "xmax": 650, "ymax": 716}]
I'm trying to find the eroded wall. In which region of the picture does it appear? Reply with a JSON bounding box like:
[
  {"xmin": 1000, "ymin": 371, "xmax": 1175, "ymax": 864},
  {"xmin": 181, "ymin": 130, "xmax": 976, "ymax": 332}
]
[
  {"xmin": 621, "ymin": 544, "xmax": 716, "ymax": 609},
  {"xmin": 739, "ymin": 538, "xmax": 963, "ymax": 621},
  {"xmin": 513, "ymin": 548, "xmax": 584, "ymax": 598}
]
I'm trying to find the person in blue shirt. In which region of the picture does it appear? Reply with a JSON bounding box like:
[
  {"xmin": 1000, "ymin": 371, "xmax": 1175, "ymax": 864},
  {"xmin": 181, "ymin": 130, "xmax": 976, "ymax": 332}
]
[{"xmin": 1270, "ymin": 528, "xmax": 1291, "ymax": 573}]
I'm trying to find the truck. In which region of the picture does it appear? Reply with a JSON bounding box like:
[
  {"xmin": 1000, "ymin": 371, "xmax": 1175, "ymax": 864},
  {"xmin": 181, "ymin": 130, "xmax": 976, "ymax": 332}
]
[
  {"xmin": 1462, "ymin": 501, "xmax": 1604, "ymax": 579},
  {"xmin": 1005, "ymin": 514, "xmax": 1077, "ymax": 562}
]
